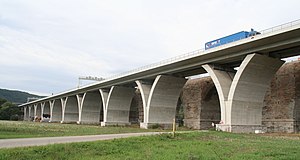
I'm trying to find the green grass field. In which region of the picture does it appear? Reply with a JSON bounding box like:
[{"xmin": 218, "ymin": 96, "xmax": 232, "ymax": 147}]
[
  {"xmin": 0, "ymin": 131, "xmax": 299, "ymax": 160},
  {"xmin": 0, "ymin": 121, "xmax": 163, "ymax": 139}
]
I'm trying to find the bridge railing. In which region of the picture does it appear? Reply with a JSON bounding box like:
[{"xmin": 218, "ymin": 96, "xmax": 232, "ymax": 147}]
[
  {"xmin": 260, "ymin": 19, "xmax": 300, "ymax": 35},
  {"xmin": 103, "ymin": 19, "xmax": 300, "ymax": 82},
  {"xmin": 56, "ymin": 19, "xmax": 300, "ymax": 95}
]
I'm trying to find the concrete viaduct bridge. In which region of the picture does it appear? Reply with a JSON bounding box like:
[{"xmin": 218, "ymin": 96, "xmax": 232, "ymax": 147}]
[{"xmin": 20, "ymin": 20, "xmax": 300, "ymax": 133}]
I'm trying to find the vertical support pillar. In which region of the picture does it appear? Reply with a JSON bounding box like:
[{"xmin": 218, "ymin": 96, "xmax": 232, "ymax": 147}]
[
  {"xmin": 49, "ymin": 100, "xmax": 54, "ymax": 121},
  {"xmin": 29, "ymin": 105, "xmax": 34, "ymax": 121},
  {"xmin": 203, "ymin": 53, "xmax": 284, "ymax": 133},
  {"xmin": 76, "ymin": 94, "xmax": 84, "ymax": 124},
  {"xmin": 136, "ymin": 75, "xmax": 187, "ymax": 129},
  {"xmin": 61, "ymin": 97, "xmax": 67, "ymax": 123},
  {"xmin": 34, "ymin": 104, "xmax": 41, "ymax": 119},
  {"xmin": 100, "ymin": 86, "xmax": 135, "ymax": 126},
  {"xmin": 41, "ymin": 102, "xmax": 45, "ymax": 119},
  {"xmin": 23, "ymin": 106, "xmax": 28, "ymax": 121}
]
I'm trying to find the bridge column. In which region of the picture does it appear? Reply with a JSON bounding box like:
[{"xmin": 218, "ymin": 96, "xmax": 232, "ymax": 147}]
[
  {"xmin": 203, "ymin": 53, "xmax": 284, "ymax": 133},
  {"xmin": 78, "ymin": 91, "xmax": 103, "ymax": 124},
  {"xmin": 50, "ymin": 99, "xmax": 63, "ymax": 122},
  {"xmin": 29, "ymin": 105, "xmax": 34, "ymax": 121},
  {"xmin": 100, "ymin": 86, "xmax": 135, "ymax": 126},
  {"xmin": 136, "ymin": 75, "xmax": 187, "ymax": 129},
  {"xmin": 23, "ymin": 106, "xmax": 28, "ymax": 121},
  {"xmin": 34, "ymin": 104, "xmax": 42, "ymax": 119},
  {"xmin": 61, "ymin": 96, "xmax": 80, "ymax": 123}
]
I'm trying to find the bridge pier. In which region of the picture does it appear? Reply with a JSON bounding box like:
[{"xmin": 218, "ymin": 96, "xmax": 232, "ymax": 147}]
[
  {"xmin": 34, "ymin": 104, "xmax": 41, "ymax": 119},
  {"xmin": 100, "ymin": 86, "xmax": 135, "ymax": 126},
  {"xmin": 61, "ymin": 96, "xmax": 79, "ymax": 123},
  {"xmin": 136, "ymin": 75, "xmax": 187, "ymax": 129},
  {"xmin": 78, "ymin": 91, "xmax": 103, "ymax": 124},
  {"xmin": 203, "ymin": 53, "xmax": 284, "ymax": 133},
  {"xmin": 28, "ymin": 105, "xmax": 34, "ymax": 121},
  {"xmin": 50, "ymin": 99, "xmax": 63, "ymax": 122},
  {"xmin": 23, "ymin": 106, "xmax": 29, "ymax": 121}
]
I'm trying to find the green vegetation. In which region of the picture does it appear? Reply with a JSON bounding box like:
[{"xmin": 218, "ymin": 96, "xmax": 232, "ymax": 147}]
[
  {"xmin": 0, "ymin": 99, "xmax": 22, "ymax": 121},
  {"xmin": 0, "ymin": 88, "xmax": 43, "ymax": 104},
  {"xmin": 0, "ymin": 121, "xmax": 163, "ymax": 139},
  {"xmin": 0, "ymin": 131, "xmax": 299, "ymax": 159}
]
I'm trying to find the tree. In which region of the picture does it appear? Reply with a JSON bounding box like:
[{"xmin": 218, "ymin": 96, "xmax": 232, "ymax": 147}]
[
  {"xmin": 0, "ymin": 98, "xmax": 7, "ymax": 106},
  {"xmin": 0, "ymin": 100, "xmax": 23, "ymax": 120}
]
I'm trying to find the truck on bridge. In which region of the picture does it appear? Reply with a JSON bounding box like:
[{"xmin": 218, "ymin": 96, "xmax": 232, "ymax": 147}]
[{"xmin": 205, "ymin": 29, "xmax": 260, "ymax": 50}]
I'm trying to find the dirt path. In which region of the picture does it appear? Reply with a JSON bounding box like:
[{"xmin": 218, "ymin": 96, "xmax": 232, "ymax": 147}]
[{"xmin": 0, "ymin": 132, "xmax": 164, "ymax": 149}]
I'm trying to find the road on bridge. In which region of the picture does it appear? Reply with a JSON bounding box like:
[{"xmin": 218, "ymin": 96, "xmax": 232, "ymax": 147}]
[{"xmin": 0, "ymin": 132, "xmax": 164, "ymax": 149}]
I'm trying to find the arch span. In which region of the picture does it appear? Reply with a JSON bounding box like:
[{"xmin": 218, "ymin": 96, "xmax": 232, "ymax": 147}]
[
  {"xmin": 29, "ymin": 105, "xmax": 34, "ymax": 121},
  {"xmin": 50, "ymin": 99, "xmax": 63, "ymax": 122},
  {"xmin": 23, "ymin": 106, "xmax": 29, "ymax": 121},
  {"xmin": 35, "ymin": 104, "xmax": 42, "ymax": 118},
  {"xmin": 203, "ymin": 53, "xmax": 284, "ymax": 133},
  {"xmin": 79, "ymin": 91, "xmax": 103, "ymax": 124},
  {"xmin": 136, "ymin": 75, "xmax": 187, "ymax": 129},
  {"xmin": 62, "ymin": 96, "xmax": 79, "ymax": 123}
]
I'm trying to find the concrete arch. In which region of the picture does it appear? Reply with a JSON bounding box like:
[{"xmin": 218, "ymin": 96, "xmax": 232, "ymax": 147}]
[
  {"xmin": 23, "ymin": 106, "xmax": 29, "ymax": 121},
  {"xmin": 50, "ymin": 99, "xmax": 63, "ymax": 122},
  {"xmin": 203, "ymin": 53, "xmax": 284, "ymax": 133},
  {"xmin": 42, "ymin": 101, "xmax": 51, "ymax": 120},
  {"xmin": 34, "ymin": 103, "xmax": 42, "ymax": 118},
  {"xmin": 79, "ymin": 91, "xmax": 103, "ymax": 124},
  {"xmin": 29, "ymin": 105, "xmax": 34, "ymax": 121},
  {"xmin": 136, "ymin": 75, "xmax": 187, "ymax": 129},
  {"xmin": 62, "ymin": 96, "xmax": 79, "ymax": 123},
  {"xmin": 100, "ymin": 86, "xmax": 135, "ymax": 126}
]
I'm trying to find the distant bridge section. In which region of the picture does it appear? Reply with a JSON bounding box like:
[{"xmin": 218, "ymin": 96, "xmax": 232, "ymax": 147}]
[{"xmin": 20, "ymin": 19, "xmax": 300, "ymax": 133}]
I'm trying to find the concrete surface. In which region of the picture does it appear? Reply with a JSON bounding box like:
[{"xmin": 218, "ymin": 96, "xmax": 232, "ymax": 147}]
[
  {"xmin": 203, "ymin": 54, "xmax": 284, "ymax": 133},
  {"xmin": 42, "ymin": 102, "xmax": 50, "ymax": 118},
  {"xmin": 78, "ymin": 91, "xmax": 103, "ymax": 124},
  {"xmin": 181, "ymin": 60, "xmax": 300, "ymax": 132},
  {"xmin": 50, "ymin": 99, "xmax": 62, "ymax": 122},
  {"xmin": 138, "ymin": 75, "xmax": 187, "ymax": 129},
  {"xmin": 34, "ymin": 104, "xmax": 41, "ymax": 117},
  {"xmin": 62, "ymin": 96, "xmax": 79, "ymax": 123},
  {"xmin": 100, "ymin": 86, "xmax": 135, "ymax": 126}
]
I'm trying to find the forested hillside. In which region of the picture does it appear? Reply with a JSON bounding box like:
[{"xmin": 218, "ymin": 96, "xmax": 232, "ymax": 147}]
[{"xmin": 0, "ymin": 88, "xmax": 43, "ymax": 104}]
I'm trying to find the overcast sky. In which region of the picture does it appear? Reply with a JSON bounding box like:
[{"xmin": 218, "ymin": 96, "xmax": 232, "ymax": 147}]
[{"xmin": 0, "ymin": 0, "xmax": 299, "ymax": 95}]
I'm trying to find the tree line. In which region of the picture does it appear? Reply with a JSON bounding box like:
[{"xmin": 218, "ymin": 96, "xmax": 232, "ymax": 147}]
[{"xmin": 0, "ymin": 98, "xmax": 23, "ymax": 120}]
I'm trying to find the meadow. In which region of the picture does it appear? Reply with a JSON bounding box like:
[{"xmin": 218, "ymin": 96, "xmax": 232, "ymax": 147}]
[
  {"xmin": 1, "ymin": 121, "xmax": 300, "ymax": 159},
  {"xmin": 0, "ymin": 131, "xmax": 299, "ymax": 160},
  {"xmin": 0, "ymin": 120, "xmax": 162, "ymax": 139}
]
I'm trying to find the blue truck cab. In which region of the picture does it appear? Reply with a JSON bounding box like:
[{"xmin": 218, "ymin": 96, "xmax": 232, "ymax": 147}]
[{"xmin": 205, "ymin": 29, "xmax": 260, "ymax": 50}]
